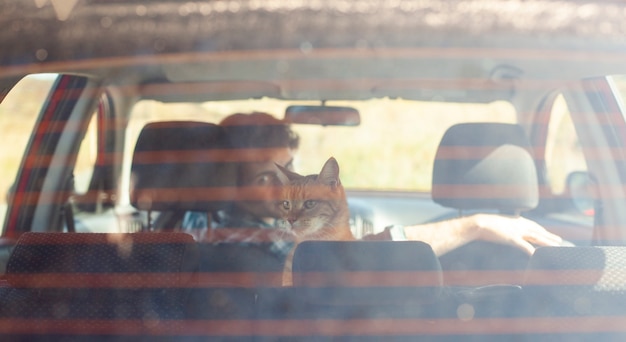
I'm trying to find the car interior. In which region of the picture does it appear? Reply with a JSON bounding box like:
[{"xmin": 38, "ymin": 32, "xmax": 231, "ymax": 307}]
[
  {"xmin": 0, "ymin": 72, "xmax": 618, "ymax": 340},
  {"xmin": 0, "ymin": 88, "xmax": 611, "ymax": 340},
  {"xmin": 4, "ymin": 1, "xmax": 626, "ymax": 340}
]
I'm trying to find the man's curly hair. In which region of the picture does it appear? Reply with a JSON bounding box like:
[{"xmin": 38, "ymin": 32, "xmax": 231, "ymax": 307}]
[{"xmin": 219, "ymin": 112, "xmax": 300, "ymax": 150}]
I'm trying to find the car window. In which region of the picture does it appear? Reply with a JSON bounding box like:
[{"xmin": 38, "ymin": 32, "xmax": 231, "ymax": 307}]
[
  {"xmin": 73, "ymin": 112, "xmax": 97, "ymax": 194},
  {"xmin": 292, "ymin": 99, "xmax": 517, "ymax": 191},
  {"xmin": 0, "ymin": 74, "xmax": 58, "ymax": 228},
  {"xmin": 544, "ymin": 94, "xmax": 588, "ymax": 195},
  {"xmin": 125, "ymin": 98, "xmax": 516, "ymax": 193},
  {"xmin": 72, "ymin": 98, "xmax": 146, "ymax": 234},
  {"xmin": 69, "ymin": 109, "xmax": 112, "ymax": 233},
  {"xmin": 609, "ymin": 75, "xmax": 626, "ymax": 115}
]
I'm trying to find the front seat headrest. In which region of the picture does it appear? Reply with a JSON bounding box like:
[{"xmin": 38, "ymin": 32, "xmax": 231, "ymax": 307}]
[
  {"xmin": 431, "ymin": 122, "xmax": 538, "ymax": 214},
  {"xmin": 130, "ymin": 121, "xmax": 238, "ymax": 212}
]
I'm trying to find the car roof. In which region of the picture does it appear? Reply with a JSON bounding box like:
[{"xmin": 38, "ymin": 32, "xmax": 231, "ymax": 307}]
[{"xmin": 3, "ymin": 0, "xmax": 626, "ymax": 103}]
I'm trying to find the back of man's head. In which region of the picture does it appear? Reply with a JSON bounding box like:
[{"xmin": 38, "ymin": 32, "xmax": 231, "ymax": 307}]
[{"xmin": 220, "ymin": 112, "xmax": 300, "ymax": 150}]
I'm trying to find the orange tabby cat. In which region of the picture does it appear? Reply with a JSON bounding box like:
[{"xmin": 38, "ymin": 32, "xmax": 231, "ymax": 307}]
[{"xmin": 274, "ymin": 157, "xmax": 354, "ymax": 285}]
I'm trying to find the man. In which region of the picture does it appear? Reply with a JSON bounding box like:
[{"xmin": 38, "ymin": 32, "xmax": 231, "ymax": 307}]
[{"xmin": 184, "ymin": 112, "xmax": 563, "ymax": 256}]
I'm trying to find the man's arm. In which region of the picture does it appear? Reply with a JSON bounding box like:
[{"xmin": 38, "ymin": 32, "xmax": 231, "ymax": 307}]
[{"xmin": 363, "ymin": 214, "xmax": 563, "ymax": 256}]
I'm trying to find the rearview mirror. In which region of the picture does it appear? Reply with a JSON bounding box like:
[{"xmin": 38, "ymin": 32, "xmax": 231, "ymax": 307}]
[{"xmin": 284, "ymin": 105, "xmax": 360, "ymax": 126}]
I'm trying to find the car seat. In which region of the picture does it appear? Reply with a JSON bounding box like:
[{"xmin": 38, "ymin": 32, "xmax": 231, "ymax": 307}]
[
  {"xmin": 130, "ymin": 120, "xmax": 296, "ymax": 322},
  {"xmin": 255, "ymin": 240, "xmax": 444, "ymax": 333},
  {"xmin": 0, "ymin": 232, "xmax": 197, "ymax": 339},
  {"xmin": 431, "ymin": 122, "xmax": 539, "ymax": 285}
]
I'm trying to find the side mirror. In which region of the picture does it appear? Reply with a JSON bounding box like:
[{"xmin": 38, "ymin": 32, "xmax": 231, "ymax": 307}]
[
  {"xmin": 566, "ymin": 171, "xmax": 596, "ymax": 216},
  {"xmin": 284, "ymin": 105, "xmax": 360, "ymax": 126}
]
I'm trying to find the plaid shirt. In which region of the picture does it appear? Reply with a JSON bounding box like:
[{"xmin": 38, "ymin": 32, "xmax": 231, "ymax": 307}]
[{"xmin": 181, "ymin": 211, "xmax": 295, "ymax": 258}]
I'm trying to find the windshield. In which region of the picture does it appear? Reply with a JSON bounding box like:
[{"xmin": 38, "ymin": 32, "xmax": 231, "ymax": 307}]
[{"xmin": 129, "ymin": 98, "xmax": 517, "ymax": 192}]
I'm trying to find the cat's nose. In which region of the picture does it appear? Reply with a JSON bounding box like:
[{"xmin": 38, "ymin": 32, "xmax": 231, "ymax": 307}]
[{"xmin": 287, "ymin": 217, "xmax": 296, "ymax": 225}]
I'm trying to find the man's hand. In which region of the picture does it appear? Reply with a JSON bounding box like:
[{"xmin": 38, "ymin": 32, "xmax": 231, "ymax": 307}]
[{"xmin": 473, "ymin": 214, "xmax": 564, "ymax": 255}]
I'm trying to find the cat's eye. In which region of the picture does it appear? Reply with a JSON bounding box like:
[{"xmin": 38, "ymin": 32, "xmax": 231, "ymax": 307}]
[
  {"xmin": 282, "ymin": 201, "xmax": 291, "ymax": 210},
  {"xmin": 304, "ymin": 200, "xmax": 317, "ymax": 209}
]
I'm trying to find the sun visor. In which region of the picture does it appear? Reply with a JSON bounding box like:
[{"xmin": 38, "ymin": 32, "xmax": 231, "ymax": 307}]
[{"xmin": 140, "ymin": 80, "xmax": 282, "ymax": 102}]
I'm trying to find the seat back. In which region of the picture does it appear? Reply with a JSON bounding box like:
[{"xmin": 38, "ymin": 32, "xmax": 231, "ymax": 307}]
[
  {"xmin": 185, "ymin": 229, "xmax": 295, "ymax": 321},
  {"xmin": 255, "ymin": 240, "xmax": 444, "ymax": 329},
  {"xmin": 524, "ymin": 246, "xmax": 626, "ymax": 316},
  {"xmin": 5, "ymin": 232, "xmax": 197, "ymax": 288},
  {"xmin": 0, "ymin": 232, "xmax": 197, "ymax": 338},
  {"xmin": 195, "ymin": 228, "xmax": 294, "ymax": 287},
  {"xmin": 291, "ymin": 240, "xmax": 443, "ymax": 305}
]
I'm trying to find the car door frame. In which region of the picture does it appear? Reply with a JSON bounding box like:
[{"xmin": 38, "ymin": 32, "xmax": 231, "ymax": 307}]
[
  {"xmin": 3, "ymin": 74, "xmax": 102, "ymax": 238},
  {"xmin": 561, "ymin": 77, "xmax": 626, "ymax": 245}
]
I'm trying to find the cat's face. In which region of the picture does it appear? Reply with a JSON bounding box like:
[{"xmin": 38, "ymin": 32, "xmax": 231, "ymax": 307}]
[{"xmin": 274, "ymin": 157, "xmax": 351, "ymax": 240}]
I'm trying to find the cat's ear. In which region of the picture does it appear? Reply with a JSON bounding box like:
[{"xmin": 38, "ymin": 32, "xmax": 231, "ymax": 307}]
[
  {"xmin": 318, "ymin": 157, "xmax": 341, "ymax": 189},
  {"xmin": 275, "ymin": 163, "xmax": 300, "ymax": 183}
]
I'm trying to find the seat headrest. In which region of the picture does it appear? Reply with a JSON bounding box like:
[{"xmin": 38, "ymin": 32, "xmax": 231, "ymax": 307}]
[
  {"xmin": 5, "ymin": 232, "xmax": 197, "ymax": 288},
  {"xmin": 431, "ymin": 123, "xmax": 538, "ymax": 213},
  {"xmin": 130, "ymin": 121, "xmax": 239, "ymax": 212}
]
